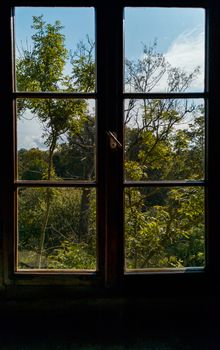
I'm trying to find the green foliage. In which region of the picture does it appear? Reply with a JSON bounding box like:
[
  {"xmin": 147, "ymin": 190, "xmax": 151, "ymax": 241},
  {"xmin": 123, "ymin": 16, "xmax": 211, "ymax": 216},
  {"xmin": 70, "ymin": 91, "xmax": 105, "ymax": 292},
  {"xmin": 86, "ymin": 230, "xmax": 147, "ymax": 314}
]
[
  {"xmin": 18, "ymin": 148, "xmax": 49, "ymax": 180},
  {"xmin": 48, "ymin": 241, "xmax": 96, "ymax": 269},
  {"xmin": 17, "ymin": 15, "xmax": 68, "ymax": 92},
  {"xmin": 125, "ymin": 187, "xmax": 205, "ymax": 269},
  {"xmin": 69, "ymin": 36, "xmax": 95, "ymax": 92},
  {"xmin": 18, "ymin": 187, "xmax": 96, "ymax": 269},
  {"xmin": 46, "ymin": 188, "xmax": 96, "ymax": 269},
  {"xmin": 18, "ymin": 188, "xmax": 45, "ymax": 253}
]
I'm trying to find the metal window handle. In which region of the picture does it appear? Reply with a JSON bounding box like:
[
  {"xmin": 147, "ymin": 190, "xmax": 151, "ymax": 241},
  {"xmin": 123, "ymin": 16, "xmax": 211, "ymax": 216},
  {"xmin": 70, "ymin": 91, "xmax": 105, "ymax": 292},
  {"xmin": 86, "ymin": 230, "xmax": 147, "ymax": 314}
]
[{"xmin": 107, "ymin": 131, "xmax": 122, "ymax": 150}]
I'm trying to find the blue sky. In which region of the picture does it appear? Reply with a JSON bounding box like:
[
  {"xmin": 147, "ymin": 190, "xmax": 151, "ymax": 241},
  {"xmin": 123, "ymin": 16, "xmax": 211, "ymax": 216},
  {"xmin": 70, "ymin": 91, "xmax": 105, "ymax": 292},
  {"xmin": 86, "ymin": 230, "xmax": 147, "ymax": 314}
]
[
  {"xmin": 125, "ymin": 8, "xmax": 205, "ymax": 92},
  {"xmin": 15, "ymin": 7, "xmax": 204, "ymax": 57},
  {"xmin": 15, "ymin": 7, "xmax": 205, "ymax": 149},
  {"xmin": 125, "ymin": 8, "xmax": 204, "ymax": 58},
  {"xmin": 15, "ymin": 7, "xmax": 95, "ymax": 52}
]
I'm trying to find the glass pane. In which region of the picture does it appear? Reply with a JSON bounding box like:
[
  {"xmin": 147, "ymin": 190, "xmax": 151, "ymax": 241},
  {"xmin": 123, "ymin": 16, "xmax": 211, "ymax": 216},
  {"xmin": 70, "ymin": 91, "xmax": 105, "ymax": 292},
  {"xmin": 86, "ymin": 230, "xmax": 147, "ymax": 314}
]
[
  {"xmin": 124, "ymin": 8, "xmax": 205, "ymax": 92},
  {"xmin": 15, "ymin": 7, "xmax": 95, "ymax": 92},
  {"xmin": 17, "ymin": 187, "xmax": 96, "ymax": 270},
  {"xmin": 124, "ymin": 99, "xmax": 205, "ymax": 181},
  {"xmin": 17, "ymin": 99, "xmax": 96, "ymax": 181},
  {"xmin": 125, "ymin": 186, "xmax": 205, "ymax": 269}
]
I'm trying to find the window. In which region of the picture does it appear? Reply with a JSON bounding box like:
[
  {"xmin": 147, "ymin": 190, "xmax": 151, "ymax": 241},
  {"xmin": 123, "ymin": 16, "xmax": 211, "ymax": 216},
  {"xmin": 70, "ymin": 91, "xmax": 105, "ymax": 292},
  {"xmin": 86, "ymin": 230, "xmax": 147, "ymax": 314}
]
[{"xmin": 0, "ymin": 0, "xmax": 219, "ymax": 294}]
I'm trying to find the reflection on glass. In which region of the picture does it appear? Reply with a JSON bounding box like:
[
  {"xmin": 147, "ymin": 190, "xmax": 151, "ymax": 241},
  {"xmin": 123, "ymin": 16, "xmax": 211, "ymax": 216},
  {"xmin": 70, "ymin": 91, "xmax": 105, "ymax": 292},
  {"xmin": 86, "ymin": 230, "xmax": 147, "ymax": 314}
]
[
  {"xmin": 17, "ymin": 187, "xmax": 96, "ymax": 270},
  {"xmin": 15, "ymin": 7, "xmax": 95, "ymax": 92},
  {"xmin": 17, "ymin": 99, "xmax": 96, "ymax": 181},
  {"xmin": 125, "ymin": 187, "xmax": 205, "ymax": 269},
  {"xmin": 124, "ymin": 99, "xmax": 205, "ymax": 181},
  {"xmin": 124, "ymin": 8, "xmax": 205, "ymax": 92}
]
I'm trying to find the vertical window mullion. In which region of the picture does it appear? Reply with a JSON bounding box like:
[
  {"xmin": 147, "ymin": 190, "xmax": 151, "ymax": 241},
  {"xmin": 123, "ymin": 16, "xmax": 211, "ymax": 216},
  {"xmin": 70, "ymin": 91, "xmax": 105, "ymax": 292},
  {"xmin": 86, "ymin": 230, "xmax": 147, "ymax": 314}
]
[
  {"xmin": 96, "ymin": 4, "xmax": 108, "ymax": 284},
  {"xmin": 0, "ymin": 2, "xmax": 15, "ymax": 281},
  {"xmin": 96, "ymin": 3, "xmax": 124, "ymax": 288},
  {"xmin": 206, "ymin": 1, "xmax": 220, "ymax": 276}
]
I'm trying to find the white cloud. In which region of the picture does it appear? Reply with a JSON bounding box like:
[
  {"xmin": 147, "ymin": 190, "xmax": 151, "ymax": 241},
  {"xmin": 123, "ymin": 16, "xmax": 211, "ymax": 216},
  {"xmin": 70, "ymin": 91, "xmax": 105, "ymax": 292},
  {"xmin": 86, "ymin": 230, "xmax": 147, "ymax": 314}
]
[
  {"xmin": 17, "ymin": 117, "xmax": 45, "ymax": 150},
  {"xmin": 165, "ymin": 28, "xmax": 205, "ymax": 91},
  {"xmin": 17, "ymin": 114, "xmax": 68, "ymax": 150},
  {"xmin": 126, "ymin": 28, "xmax": 205, "ymax": 93}
]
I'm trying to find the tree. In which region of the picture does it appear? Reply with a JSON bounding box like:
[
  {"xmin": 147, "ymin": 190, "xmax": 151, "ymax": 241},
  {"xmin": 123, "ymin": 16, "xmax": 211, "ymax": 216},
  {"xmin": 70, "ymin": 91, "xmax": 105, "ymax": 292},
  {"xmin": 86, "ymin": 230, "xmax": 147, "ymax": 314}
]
[{"xmin": 18, "ymin": 148, "xmax": 49, "ymax": 180}]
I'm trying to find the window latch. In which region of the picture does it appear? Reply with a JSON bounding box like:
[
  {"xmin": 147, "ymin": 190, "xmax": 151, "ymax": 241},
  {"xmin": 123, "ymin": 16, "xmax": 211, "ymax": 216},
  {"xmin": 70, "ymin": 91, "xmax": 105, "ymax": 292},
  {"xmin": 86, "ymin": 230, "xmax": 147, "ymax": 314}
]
[{"xmin": 107, "ymin": 131, "xmax": 122, "ymax": 150}]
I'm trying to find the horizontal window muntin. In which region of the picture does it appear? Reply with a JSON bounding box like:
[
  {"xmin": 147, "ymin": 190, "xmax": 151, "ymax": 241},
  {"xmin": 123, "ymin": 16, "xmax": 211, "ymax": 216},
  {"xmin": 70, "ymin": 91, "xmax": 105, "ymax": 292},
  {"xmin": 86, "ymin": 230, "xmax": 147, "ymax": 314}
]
[
  {"xmin": 124, "ymin": 180, "xmax": 205, "ymax": 187},
  {"xmin": 13, "ymin": 92, "xmax": 97, "ymax": 98},
  {"xmin": 14, "ymin": 180, "xmax": 97, "ymax": 187}
]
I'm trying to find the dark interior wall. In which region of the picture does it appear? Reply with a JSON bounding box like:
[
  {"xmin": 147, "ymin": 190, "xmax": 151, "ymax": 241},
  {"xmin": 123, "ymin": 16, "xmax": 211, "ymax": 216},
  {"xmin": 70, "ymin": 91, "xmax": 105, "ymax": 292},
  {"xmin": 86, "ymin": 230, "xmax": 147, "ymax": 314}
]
[
  {"xmin": 0, "ymin": 265, "xmax": 218, "ymax": 336},
  {"xmin": 0, "ymin": 283, "xmax": 218, "ymax": 334},
  {"xmin": 0, "ymin": 294, "xmax": 214, "ymax": 330},
  {"xmin": 0, "ymin": 241, "xmax": 218, "ymax": 347},
  {"xmin": 0, "ymin": 292, "xmax": 218, "ymax": 350}
]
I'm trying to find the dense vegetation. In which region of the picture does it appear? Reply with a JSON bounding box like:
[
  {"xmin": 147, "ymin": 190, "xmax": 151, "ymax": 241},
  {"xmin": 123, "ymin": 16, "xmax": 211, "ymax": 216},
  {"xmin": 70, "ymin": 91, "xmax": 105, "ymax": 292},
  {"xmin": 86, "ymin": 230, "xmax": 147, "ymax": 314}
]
[{"xmin": 17, "ymin": 16, "xmax": 205, "ymax": 269}]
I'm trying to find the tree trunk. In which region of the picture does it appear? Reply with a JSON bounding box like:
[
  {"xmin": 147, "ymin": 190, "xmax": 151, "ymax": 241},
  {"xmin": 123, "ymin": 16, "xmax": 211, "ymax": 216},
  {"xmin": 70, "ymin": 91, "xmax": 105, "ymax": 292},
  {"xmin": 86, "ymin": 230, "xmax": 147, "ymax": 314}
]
[
  {"xmin": 36, "ymin": 189, "xmax": 51, "ymax": 268},
  {"xmin": 36, "ymin": 142, "xmax": 55, "ymax": 268},
  {"xmin": 78, "ymin": 188, "xmax": 91, "ymax": 241}
]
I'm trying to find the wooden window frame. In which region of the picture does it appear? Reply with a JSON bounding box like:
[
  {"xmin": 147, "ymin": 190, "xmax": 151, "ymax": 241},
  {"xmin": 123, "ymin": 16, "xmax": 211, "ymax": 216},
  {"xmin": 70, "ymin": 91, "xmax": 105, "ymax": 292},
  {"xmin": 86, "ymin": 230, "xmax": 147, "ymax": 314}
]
[{"xmin": 0, "ymin": 0, "xmax": 220, "ymax": 297}]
